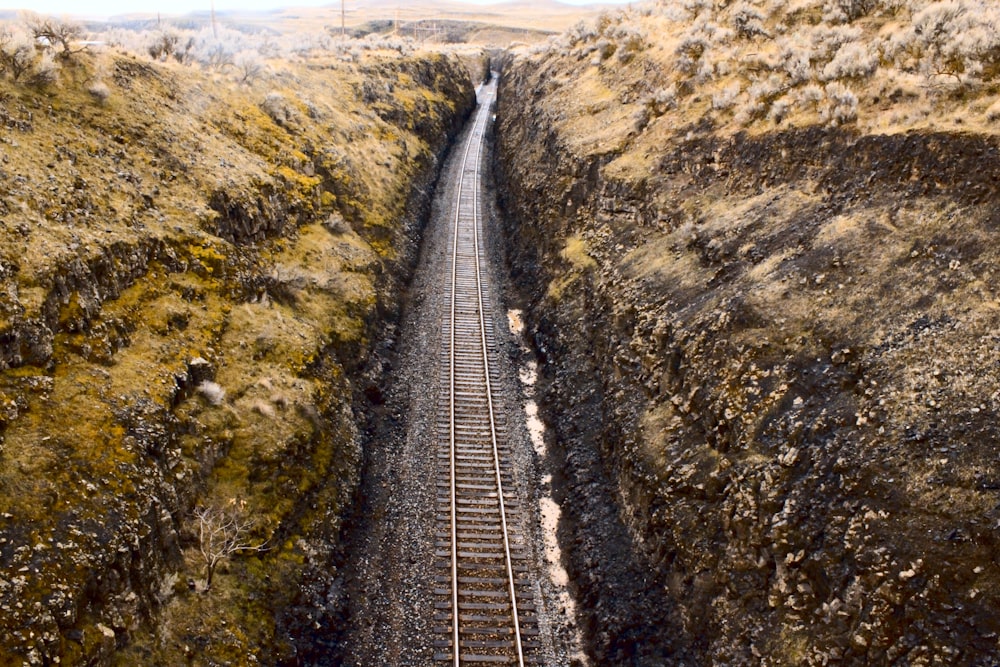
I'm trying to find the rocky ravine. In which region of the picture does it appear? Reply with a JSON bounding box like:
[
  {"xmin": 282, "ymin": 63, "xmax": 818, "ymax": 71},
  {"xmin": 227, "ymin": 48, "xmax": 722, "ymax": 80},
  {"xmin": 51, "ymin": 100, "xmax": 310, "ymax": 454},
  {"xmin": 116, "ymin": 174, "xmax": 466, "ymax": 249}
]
[
  {"xmin": 0, "ymin": 48, "xmax": 474, "ymax": 664},
  {"xmin": 495, "ymin": 52, "xmax": 1000, "ymax": 666}
]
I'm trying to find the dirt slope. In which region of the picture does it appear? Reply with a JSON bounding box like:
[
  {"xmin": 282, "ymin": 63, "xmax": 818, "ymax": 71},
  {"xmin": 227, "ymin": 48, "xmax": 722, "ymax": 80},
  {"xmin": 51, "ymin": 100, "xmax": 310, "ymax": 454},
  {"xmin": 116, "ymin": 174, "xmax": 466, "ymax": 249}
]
[
  {"xmin": 0, "ymin": 45, "xmax": 473, "ymax": 665},
  {"xmin": 495, "ymin": 1, "xmax": 1000, "ymax": 664}
]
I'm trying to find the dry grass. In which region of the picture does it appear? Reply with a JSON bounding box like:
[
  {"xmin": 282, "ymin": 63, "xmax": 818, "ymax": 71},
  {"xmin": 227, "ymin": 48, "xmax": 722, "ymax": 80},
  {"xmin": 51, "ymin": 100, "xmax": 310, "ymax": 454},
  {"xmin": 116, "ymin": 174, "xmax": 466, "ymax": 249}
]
[{"xmin": 520, "ymin": 0, "xmax": 1000, "ymax": 174}]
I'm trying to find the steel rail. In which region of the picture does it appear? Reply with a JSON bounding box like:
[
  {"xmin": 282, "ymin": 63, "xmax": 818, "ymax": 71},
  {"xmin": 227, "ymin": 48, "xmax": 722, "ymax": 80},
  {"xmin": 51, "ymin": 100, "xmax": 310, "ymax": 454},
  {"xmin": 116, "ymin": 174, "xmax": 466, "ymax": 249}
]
[
  {"xmin": 444, "ymin": 80, "xmax": 525, "ymax": 667},
  {"xmin": 467, "ymin": 94, "xmax": 525, "ymax": 667}
]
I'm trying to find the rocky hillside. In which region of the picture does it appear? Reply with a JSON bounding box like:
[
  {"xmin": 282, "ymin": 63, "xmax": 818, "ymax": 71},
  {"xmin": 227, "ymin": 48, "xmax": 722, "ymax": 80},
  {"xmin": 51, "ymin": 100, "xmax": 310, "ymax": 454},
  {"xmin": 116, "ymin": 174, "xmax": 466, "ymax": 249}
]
[
  {"xmin": 0, "ymin": 39, "xmax": 473, "ymax": 665},
  {"xmin": 496, "ymin": 1, "xmax": 1000, "ymax": 664}
]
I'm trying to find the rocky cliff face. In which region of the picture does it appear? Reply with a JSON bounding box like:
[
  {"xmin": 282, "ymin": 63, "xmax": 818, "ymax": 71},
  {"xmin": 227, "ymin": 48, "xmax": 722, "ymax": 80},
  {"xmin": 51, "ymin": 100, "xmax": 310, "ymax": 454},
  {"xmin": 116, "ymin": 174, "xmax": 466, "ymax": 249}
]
[
  {"xmin": 0, "ymin": 49, "xmax": 473, "ymax": 665},
  {"xmin": 495, "ymin": 42, "xmax": 1000, "ymax": 667}
]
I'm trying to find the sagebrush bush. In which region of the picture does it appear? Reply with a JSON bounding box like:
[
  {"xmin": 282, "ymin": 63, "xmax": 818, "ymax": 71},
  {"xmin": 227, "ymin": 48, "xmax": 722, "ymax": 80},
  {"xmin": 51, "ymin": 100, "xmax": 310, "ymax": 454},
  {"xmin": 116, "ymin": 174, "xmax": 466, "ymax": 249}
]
[
  {"xmin": 197, "ymin": 381, "xmax": 226, "ymax": 406},
  {"xmin": 822, "ymin": 41, "xmax": 878, "ymax": 80},
  {"xmin": 823, "ymin": 0, "xmax": 879, "ymax": 23},
  {"xmin": 87, "ymin": 80, "xmax": 111, "ymax": 103},
  {"xmin": 768, "ymin": 97, "xmax": 792, "ymax": 123},
  {"xmin": 822, "ymin": 81, "xmax": 859, "ymax": 124},
  {"xmin": 713, "ymin": 82, "xmax": 742, "ymax": 110},
  {"xmin": 731, "ymin": 2, "xmax": 770, "ymax": 39},
  {"xmin": 888, "ymin": 0, "xmax": 1000, "ymax": 88}
]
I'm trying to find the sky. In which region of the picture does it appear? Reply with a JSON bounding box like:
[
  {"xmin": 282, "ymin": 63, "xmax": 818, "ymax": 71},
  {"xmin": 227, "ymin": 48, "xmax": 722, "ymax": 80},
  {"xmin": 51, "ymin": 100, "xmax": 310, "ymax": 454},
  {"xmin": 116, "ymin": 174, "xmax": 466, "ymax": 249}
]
[{"xmin": 1, "ymin": 0, "xmax": 630, "ymax": 20}]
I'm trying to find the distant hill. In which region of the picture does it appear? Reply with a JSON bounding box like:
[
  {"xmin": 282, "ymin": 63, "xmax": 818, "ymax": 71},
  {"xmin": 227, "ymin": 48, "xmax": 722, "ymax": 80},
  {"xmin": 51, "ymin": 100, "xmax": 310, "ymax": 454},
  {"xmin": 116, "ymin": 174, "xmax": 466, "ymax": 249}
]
[{"xmin": 0, "ymin": 1, "xmax": 606, "ymax": 35}]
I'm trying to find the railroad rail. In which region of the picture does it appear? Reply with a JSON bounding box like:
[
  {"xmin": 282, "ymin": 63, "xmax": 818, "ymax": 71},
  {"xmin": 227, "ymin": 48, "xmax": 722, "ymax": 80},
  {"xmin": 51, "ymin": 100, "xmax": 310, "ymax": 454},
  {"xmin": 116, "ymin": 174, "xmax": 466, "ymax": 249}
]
[{"xmin": 433, "ymin": 78, "xmax": 540, "ymax": 665}]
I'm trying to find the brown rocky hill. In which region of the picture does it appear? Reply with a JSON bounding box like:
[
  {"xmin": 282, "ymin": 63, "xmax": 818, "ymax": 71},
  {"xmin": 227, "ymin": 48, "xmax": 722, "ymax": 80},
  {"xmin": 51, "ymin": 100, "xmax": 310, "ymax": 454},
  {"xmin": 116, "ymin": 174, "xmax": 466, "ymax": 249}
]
[
  {"xmin": 0, "ymin": 39, "xmax": 473, "ymax": 664},
  {"xmin": 495, "ymin": 0, "xmax": 1000, "ymax": 664}
]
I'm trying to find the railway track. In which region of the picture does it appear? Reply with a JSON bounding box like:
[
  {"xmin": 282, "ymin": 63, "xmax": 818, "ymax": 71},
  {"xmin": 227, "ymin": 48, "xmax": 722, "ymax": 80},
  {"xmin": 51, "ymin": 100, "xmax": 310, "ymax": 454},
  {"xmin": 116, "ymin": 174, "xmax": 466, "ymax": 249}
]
[{"xmin": 432, "ymin": 78, "xmax": 540, "ymax": 666}]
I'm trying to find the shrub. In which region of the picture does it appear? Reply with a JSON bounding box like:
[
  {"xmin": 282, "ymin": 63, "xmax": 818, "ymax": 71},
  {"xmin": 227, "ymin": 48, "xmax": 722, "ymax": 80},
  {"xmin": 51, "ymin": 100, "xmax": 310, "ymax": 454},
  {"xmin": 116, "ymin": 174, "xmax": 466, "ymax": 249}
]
[
  {"xmin": 0, "ymin": 27, "xmax": 35, "ymax": 82},
  {"xmin": 823, "ymin": 0, "xmax": 880, "ymax": 23},
  {"xmin": 261, "ymin": 91, "xmax": 303, "ymax": 129},
  {"xmin": 611, "ymin": 26, "xmax": 646, "ymax": 64},
  {"xmin": 713, "ymin": 82, "xmax": 742, "ymax": 109},
  {"xmin": 902, "ymin": 0, "xmax": 1000, "ymax": 88},
  {"xmin": 24, "ymin": 13, "xmax": 85, "ymax": 59},
  {"xmin": 748, "ymin": 73, "xmax": 786, "ymax": 104},
  {"xmin": 87, "ymin": 80, "xmax": 111, "ymax": 104},
  {"xmin": 822, "ymin": 41, "xmax": 879, "ymax": 80},
  {"xmin": 676, "ymin": 35, "xmax": 711, "ymax": 74},
  {"xmin": 797, "ymin": 83, "xmax": 826, "ymax": 109},
  {"xmin": 731, "ymin": 2, "xmax": 770, "ymax": 39},
  {"xmin": 822, "ymin": 81, "xmax": 858, "ymax": 124},
  {"xmin": 197, "ymin": 381, "xmax": 226, "ymax": 406},
  {"xmin": 644, "ymin": 84, "xmax": 678, "ymax": 116},
  {"xmin": 780, "ymin": 42, "xmax": 813, "ymax": 84},
  {"xmin": 809, "ymin": 24, "xmax": 864, "ymax": 64},
  {"xmin": 148, "ymin": 31, "xmax": 176, "ymax": 60},
  {"xmin": 986, "ymin": 98, "xmax": 1000, "ymax": 122},
  {"xmin": 233, "ymin": 51, "xmax": 264, "ymax": 84},
  {"xmin": 595, "ymin": 38, "xmax": 616, "ymax": 62},
  {"xmin": 28, "ymin": 52, "xmax": 59, "ymax": 88},
  {"xmin": 768, "ymin": 97, "xmax": 792, "ymax": 123}
]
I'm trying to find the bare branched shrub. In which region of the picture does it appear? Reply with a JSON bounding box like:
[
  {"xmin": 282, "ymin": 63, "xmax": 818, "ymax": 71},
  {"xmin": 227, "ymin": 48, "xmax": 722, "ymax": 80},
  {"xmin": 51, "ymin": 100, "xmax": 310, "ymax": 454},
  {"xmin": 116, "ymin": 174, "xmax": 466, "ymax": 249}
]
[
  {"xmin": 0, "ymin": 27, "xmax": 36, "ymax": 82},
  {"xmin": 24, "ymin": 13, "xmax": 85, "ymax": 59},
  {"xmin": 200, "ymin": 43, "xmax": 233, "ymax": 71},
  {"xmin": 194, "ymin": 500, "xmax": 268, "ymax": 589},
  {"xmin": 233, "ymin": 51, "xmax": 264, "ymax": 84}
]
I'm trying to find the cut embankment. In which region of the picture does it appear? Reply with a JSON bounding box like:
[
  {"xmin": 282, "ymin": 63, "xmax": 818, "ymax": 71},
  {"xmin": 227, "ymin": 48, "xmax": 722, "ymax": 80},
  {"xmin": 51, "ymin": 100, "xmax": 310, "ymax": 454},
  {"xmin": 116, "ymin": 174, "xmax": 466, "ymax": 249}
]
[
  {"xmin": 495, "ymin": 38, "xmax": 1000, "ymax": 666},
  {"xmin": 0, "ymin": 48, "xmax": 474, "ymax": 665}
]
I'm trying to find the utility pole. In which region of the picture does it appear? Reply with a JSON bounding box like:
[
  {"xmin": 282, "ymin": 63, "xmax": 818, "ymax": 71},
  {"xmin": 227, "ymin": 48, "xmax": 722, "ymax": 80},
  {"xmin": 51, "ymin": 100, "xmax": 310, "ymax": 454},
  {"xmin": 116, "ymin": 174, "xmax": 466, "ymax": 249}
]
[
  {"xmin": 210, "ymin": 0, "xmax": 218, "ymax": 38},
  {"xmin": 341, "ymin": 0, "xmax": 345, "ymax": 38}
]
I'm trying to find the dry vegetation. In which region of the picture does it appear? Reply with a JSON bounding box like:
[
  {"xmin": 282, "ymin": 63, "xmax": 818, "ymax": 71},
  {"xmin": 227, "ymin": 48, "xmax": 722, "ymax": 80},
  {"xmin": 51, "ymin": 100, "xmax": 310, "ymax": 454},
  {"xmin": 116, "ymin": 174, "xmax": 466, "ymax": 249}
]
[
  {"xmin": 497, "ymin": 1, "xmax": 1000, "ymax": 664},
  {"xmin": 0, "ymin": 13, "xmax": 474, "ymax": 665},
  {"xmin": 521, "ymin": 0, "xmax": 1000, "ymax": 165}
]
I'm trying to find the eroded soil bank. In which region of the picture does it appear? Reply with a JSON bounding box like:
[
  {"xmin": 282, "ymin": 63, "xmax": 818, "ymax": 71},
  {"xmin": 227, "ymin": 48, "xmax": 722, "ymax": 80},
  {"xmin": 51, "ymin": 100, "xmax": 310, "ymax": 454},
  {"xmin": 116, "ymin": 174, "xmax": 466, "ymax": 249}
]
[
  {"xmin": 494, "ymin": 52, "xmax": 1000, "ymax": 667},
  {"xmin": 0, "ymin": 49, "xmax": 474, "ymax": 664}
]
